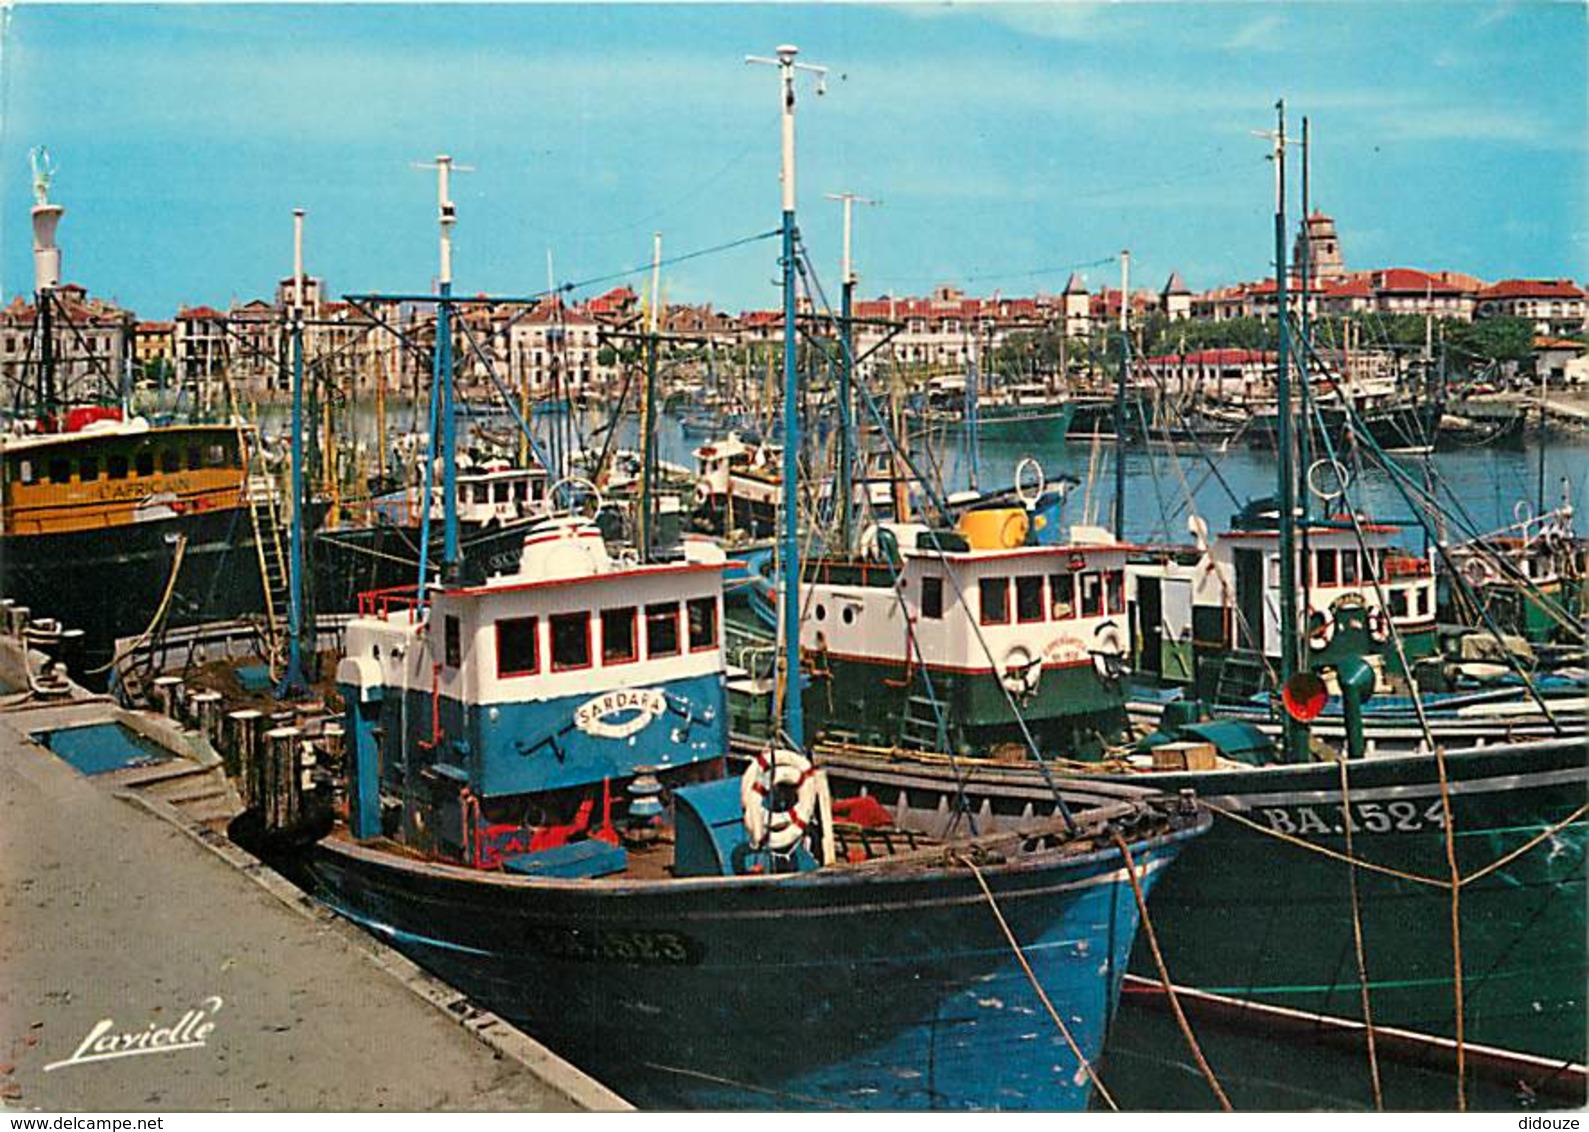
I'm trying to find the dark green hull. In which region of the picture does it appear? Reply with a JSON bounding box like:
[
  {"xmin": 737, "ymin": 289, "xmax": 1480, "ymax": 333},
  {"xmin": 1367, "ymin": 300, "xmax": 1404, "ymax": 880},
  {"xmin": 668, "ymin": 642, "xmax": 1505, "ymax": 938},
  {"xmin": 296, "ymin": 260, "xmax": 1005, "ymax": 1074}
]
[
  {"xmin": 821, "ymin": 738, "xmax": 1587, "ymax": 1069},
  {"xmin": 804, "ymin": 650, "xmax": 1126, "ymax": 758}
]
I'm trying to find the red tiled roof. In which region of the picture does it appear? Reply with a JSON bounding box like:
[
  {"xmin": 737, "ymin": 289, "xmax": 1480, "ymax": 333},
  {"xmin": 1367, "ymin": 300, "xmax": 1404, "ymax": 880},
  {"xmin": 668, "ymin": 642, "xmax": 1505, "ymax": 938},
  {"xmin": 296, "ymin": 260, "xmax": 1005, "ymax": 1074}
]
[
  {"xmin": 178, "ymin": 305, "xmax": 228, "ymax": 320},
  {"xmin": 1479, "ymin": 279, "xmax": 1585, "ymax": 300},
  {"xmin": 1145, "ymin": 348, "xmax": 1275, "ymax": 366},
  {"xmin": 1372, "ymin": 268, "xmax": 1466, "ymax": 295}
]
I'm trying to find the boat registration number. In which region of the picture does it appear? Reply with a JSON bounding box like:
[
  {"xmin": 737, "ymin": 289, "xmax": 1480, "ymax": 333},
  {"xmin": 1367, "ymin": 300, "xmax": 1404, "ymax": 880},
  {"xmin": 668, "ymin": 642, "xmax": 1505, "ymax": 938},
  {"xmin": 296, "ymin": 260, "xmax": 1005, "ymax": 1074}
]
[
  {"xmin": 1256, "ymin": 799, "xmax": 1449, "ymax": 836},
  {"xmin": 526, "ymin": 926, "xmax": 702, "ymax": 966}
]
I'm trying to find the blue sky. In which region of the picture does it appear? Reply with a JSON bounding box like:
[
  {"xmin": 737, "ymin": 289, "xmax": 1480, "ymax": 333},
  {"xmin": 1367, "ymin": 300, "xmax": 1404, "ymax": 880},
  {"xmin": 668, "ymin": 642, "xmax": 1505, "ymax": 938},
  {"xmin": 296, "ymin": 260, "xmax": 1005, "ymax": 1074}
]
[{"xmin": 2, "ymin": 2, "xmax": 1583, "ymax": 319}]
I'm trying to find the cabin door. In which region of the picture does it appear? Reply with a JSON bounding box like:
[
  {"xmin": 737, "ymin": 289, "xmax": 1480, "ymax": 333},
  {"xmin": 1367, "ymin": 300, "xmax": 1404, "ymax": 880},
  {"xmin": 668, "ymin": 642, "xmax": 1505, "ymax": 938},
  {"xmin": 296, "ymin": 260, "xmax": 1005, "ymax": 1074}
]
[
  {"xmin": 1133, "ymin": 577, "xmax": 1164, "ymax": 678},
  {"xmin": 1233, "ymin": 548, "xmax": 1265, "ymax": 653},
  {"xmin": 1160, "ymin": 576, "xmax": 1194, "ymax": 683}
]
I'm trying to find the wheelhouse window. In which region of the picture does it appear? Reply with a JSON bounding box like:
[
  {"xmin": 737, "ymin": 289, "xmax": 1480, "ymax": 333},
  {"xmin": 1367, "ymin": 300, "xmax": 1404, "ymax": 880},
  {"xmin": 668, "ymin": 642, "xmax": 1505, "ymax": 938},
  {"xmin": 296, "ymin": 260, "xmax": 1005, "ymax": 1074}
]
[
  {"xmin": 919, "ymin": 575, "xmax": 944, "ymax": 620},
  {"xmin": 1315, "ymin": 549, "xmax": 1338, "ymax": 585},
  {"xmin": 1388, "ymin": 590, "xmax": 1409, "ymax": 618},
  {"xmin": 186, "ymin": 447, "xmax": 203, "ymax": 471},
  {"xmin": 135, "ymin": 451, "xmax": 155, "ymax": 477},
  {"xmin": 550, "ymin": 612, "xmax": 591, "ymax": 671},
  {"xmin": 160, "ymin": 449, "xmax": 181, "ymax": 473},
  {"xmin": 601, "ymin": 606, "xmax": 637, "ymax": 665},
  {"xmin": 107, "ymin": 454, "xmax": 130, "ymax": 480},
  {"xmin": 204, "ymin": 444, "xmax": 227, "ymax": 468},
  {"xmin": 1015, "ymin": 575, "xmax": 1045, "ymax": 623},
  {"xmin": 48, "ymin": 458, "xmax": 71, "ymax": 485},
  {"xmin": 645, "ymin": 602, "xmax": 680, "ymax": 658},
  {"xmin": 1079, "ymin": 573, "xmax": 1104, "ymax": 618},
  {"xmin": 1106, "ymin": 569, "xmax": 1126, "ymax": 615},
  {"xmin": 687, "ymin": 597, "xmax": 718, "ymax": 652},
  {"xmin": 1341, "ymin": 550, "xmax": 1359, "ymax": 585},
  {"xmin": 444, "ymin": 615, "xmax": 462, "ymax": 669},
  {"xmin": 78, "ymin": 456, "xmax": 98, "ymax": 481},
  {"xmin": 1050, "ymin": 573, "xmax": 1075, "ymax": 619},
  {"xmin": 979, "ymin": 577, "xmax": 1010, "ymax": 625},
  {"xmin": 496, "ymin": 616, "xmax": 538, "ymax": 678}
]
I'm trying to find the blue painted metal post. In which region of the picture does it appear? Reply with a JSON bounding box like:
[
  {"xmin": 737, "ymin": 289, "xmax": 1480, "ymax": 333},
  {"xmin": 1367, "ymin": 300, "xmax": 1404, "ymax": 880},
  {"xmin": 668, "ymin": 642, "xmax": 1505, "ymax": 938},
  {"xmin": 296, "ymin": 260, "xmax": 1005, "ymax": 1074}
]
[
  {"xmin": 779, "ymin": 208, "xmax": 803, "ymax": 746},
  {"xmin": 415, "ymin": 342, "xmax": 441, "ymax": 598},
  {"xmin": 341, "ymin": 682, "xmax": 384, "ymax": 840},
  {"xmin": 278, "ymin": 308, "xmax": 308, "ymax": 696}
]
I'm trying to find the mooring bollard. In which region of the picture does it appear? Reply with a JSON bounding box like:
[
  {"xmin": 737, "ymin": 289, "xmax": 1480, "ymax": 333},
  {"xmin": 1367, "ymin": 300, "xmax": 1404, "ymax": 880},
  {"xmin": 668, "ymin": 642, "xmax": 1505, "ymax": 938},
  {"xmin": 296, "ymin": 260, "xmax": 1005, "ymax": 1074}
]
[
  {"xmin": 8, "ymin": 605, "xmax": 30, "ymax": 638},
  {"xmin": 225, "ymin": 708, "xmax": 264, "ymax": 793},
  {"xmin": 151, "ymin": 676, "xmax": 184, "ymax": 721},
  {"xmin": 189, "ymin": 690, "xmax": 224, "ymax": 747},
  {"xmin": 263, "ymin": 726, "xmax": 301, "ymax": 832}
]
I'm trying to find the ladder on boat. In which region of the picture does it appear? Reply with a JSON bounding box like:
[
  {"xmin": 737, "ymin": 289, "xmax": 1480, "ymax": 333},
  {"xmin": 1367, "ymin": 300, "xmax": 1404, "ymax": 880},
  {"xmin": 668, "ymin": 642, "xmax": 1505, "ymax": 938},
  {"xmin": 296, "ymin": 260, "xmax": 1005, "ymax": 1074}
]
[
  {"xmin": 898, "ymin": 672, "xmax": 951, "ymax": 753},
  {"xmin": 1211, "ymin": 648, "xmax": 1269, "ymax": 707},
  {"xmin": 245, "ymin": 470, "xmax": 291, "ymax": 680}
]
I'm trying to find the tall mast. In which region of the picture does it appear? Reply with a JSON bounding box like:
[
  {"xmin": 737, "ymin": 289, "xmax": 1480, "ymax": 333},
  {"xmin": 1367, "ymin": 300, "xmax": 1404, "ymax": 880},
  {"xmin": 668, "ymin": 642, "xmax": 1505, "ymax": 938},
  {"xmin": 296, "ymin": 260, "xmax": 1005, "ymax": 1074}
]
[
  {"xmin": 1269, "ymin": 101, "xmax": 1303, "ymax": 763},
  {"xmin": 638, "ymin": 231, "xmax": 662, "ymax": 562},
  {"xmin": 1112, "ymin": 249, "xmax": 1130, "ymax": 540},
  {"xmin": 1297, "ymin": 117, "xmax": 1315, "ymax": 661},
  {"xmin": 279, "ymin": 208, "xmax": 310, "ymax": 697},
  {"xmin": 748, "ymin": 43, "xmax": 827, "ymax": 748},
  {"xmin": 825, "ymin": 191, "xmax": 876, "ymax": 553}
]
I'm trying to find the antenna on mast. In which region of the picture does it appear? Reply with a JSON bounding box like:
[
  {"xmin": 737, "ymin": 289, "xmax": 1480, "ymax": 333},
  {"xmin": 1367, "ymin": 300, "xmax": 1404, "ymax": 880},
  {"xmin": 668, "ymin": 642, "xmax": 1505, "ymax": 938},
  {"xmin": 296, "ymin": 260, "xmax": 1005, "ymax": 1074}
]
[{"xmin": 411, "ymin": 154, "xmax": 475, "ymax": 288}]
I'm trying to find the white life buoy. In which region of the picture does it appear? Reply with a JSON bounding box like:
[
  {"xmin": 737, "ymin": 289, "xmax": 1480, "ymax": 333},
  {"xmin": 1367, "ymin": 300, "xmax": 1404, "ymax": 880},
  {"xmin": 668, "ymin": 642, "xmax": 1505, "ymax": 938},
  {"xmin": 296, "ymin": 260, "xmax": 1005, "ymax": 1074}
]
[
  {"xmin": 693, "ymin": 481, "xmax": 711, "ymax": 507},
  {"xmin": 1308, "ymin": 607, "xmax": 1334, "ymax": 651},
  {"xmin": 1000, "ymin": 644, "xmax": 1042, "ymax": 697},
  {"xmin": 741, "ymin": 748, "xmax": 822, "ymax": 853},
  {"xmin": 1367, "ymin": 607, "xmax": 1391, "ymax": 644},
  {"xmin": 1092, "ymin": 620, "xmax": 1128, "ymax": 682}
]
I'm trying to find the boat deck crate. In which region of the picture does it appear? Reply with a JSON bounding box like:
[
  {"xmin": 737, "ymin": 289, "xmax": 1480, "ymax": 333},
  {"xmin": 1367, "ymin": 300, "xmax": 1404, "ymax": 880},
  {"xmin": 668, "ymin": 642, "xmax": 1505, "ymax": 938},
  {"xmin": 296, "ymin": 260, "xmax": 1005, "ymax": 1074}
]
[{"xmin": 1151, "ymin": 741, "xmax": 1218, "ymax": 771}]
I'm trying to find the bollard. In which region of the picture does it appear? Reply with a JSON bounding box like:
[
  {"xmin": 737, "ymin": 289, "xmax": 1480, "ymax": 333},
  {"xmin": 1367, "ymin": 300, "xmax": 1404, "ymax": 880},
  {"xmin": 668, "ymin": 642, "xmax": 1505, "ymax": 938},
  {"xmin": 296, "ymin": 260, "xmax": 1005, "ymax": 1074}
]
[
  {"xmin": 320, "ymin": 722, "xmax": 345, "ymax": 775},
  {"xmin": 151, "ymin": 676, "xmax": 184, "ymax": 722},
  {"xmin": 9, "ymin": 605, "xmax": 29, "ymax": 637},
  {"xmin": 264, "ymin": 726, "xmax": 301, "ymax": 832},
  {"xmin": 225, "ymin": 708, "xmax": 264, "ymax": 793},
  {"xmin": 189, "ymin": 691, "xmax": 224, "ymax": 747}
]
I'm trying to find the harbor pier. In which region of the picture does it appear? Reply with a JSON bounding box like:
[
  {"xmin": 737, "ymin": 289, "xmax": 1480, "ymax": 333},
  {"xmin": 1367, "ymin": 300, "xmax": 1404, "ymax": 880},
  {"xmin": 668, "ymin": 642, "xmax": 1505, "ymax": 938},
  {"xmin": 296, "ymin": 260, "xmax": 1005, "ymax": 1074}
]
[{"xmin": 0, "ymin": 691, "xmax": 627, "ymax": 1113}]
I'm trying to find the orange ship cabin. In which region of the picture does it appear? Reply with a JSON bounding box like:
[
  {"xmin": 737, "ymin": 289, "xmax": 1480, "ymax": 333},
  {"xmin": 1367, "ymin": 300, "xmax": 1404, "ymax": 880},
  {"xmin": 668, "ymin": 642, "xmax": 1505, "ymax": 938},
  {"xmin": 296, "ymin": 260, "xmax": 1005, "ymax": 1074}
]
[{"xmin": 0, "ymin": 421, "xmax": 249, "ymax": 536}]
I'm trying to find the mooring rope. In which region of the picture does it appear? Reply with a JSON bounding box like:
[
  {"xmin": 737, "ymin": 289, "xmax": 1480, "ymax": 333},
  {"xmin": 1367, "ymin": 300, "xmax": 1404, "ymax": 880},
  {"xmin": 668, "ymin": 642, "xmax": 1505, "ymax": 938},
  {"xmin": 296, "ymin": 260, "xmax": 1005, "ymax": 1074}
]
[
  {"xmin": 1336, "ymin": 758, "xmax": 1386, "ymax": 1110},
  {"xmin": 87, "ymin": 533, "xmax": 189, "ymax": 677},
  {"xmin": 1109, "ymin": 830, "xmax": 1233, "ymax": 1111},
  {"xmin": 956, "ymin": 852, "xmax": 1119, "ymax": 1111}
]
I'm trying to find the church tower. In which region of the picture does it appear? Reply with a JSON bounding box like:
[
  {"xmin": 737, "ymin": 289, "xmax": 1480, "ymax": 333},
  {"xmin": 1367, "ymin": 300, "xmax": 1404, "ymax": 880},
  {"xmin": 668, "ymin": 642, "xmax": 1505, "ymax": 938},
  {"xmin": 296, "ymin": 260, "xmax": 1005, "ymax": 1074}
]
[{"xmin": 1294, "ymin": 210, "xmax": 1346, "ymax": 282}]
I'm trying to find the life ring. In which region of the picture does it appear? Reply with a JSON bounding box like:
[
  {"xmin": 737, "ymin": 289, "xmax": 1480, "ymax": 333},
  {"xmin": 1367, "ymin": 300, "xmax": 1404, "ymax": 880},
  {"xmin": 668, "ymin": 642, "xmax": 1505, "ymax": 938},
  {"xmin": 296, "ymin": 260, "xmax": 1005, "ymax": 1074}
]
[
  {"xmin": 1014, "ymin": 456, "xmax": 1046, "ymax": 508},
  {"xmin": 1461, "ymin": 557, "xmax": 1489, "ymax": 587},
  {"xmin": 1307, "ymin": 607, "xmax": 1334, "ymax": 650},
  {"xmin": 1092, "ymin": 620, "xmax": 1128, "ymax": 682},
  {"xmin": 741, "ymin": 748, "xmax": 821, "ymax": 853},
  {"xmin": 1000, "ymin": 644, "xmax": 1041, "ymax": 697},
  {"xmin": 693, "ymin": 481, "xmax": 711, "ymax": 507},
  {"xmin": 1366, "ymin": 607, "xmax": 1391, "ymax": 644}
]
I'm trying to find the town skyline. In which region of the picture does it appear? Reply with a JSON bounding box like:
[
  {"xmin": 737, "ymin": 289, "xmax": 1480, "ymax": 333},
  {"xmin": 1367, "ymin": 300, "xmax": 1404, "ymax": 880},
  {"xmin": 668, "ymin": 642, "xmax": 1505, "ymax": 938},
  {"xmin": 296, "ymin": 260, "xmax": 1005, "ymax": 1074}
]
[{"xmin": 3, "ymin": 3, "xmax": 1583, "ymax": 318}]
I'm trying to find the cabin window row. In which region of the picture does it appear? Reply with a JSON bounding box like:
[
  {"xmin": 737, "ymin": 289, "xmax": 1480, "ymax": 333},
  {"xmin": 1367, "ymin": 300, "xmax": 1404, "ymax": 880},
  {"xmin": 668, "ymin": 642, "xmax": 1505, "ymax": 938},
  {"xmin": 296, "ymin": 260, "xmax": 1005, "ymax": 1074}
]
[
  {"xmin": 490, "ymin": 598, "xmax": 719, "ymax": 678},
  {"xmin": 927, "ymin": 570, "xmax": 1125, "ymax": 626},
  {"xmin": 17, "ymin": 445, "xmax": 234, "ymax": 486}
]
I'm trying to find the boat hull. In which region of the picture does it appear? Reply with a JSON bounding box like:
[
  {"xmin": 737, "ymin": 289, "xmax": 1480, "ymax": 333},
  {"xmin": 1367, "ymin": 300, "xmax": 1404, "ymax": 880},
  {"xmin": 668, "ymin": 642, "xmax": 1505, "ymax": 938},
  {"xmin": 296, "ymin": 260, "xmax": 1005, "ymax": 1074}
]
[
  {"xmin": 301, "ymin": 819, "xmax": 1200, "ymax": 1110},
  {"xmin": 821, "ymin": 738, "xmax": 1587, "ymax": 1069},
  {"xmin": 0, "ymin": 504, "xmax": 267, "ymax": 681}
]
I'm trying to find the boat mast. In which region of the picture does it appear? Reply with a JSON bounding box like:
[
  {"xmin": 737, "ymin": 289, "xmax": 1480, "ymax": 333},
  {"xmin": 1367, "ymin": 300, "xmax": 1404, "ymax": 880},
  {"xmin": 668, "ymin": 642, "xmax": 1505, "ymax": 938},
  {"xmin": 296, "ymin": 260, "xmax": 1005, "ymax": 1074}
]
[
  {"xmin": 1112, "ymin": 249, "xmax": 1129, "ymax": 539},
  {"xmin": 278, "ymin": 208, "xmax": 310, "ymax": 697},
  {"xmin": 1269, "ymin": 101, "xmax": 1304, "ymax": 763},
  {"xmin": 1297, "ymin": 117, "xmax": 1314, "ymax": 656},
  {"xmin": 826, "ymin": 191, "xmax": 875, "ymax": 553},
  {"xmin": 748, "ymin": 43, "xmax": 826, "ymax": 747},
  {"xmin": 638, "ymin": 231, "xmax": 662, "ymax": 563}
]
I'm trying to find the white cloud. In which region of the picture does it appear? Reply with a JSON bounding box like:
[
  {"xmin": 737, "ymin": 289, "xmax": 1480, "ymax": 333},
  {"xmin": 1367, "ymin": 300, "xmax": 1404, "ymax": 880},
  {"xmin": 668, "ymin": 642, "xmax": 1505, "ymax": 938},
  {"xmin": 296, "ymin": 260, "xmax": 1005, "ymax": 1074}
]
[{"xmin": 1223, "ymin": 12, "xmax": 1284, "ymax": 52}]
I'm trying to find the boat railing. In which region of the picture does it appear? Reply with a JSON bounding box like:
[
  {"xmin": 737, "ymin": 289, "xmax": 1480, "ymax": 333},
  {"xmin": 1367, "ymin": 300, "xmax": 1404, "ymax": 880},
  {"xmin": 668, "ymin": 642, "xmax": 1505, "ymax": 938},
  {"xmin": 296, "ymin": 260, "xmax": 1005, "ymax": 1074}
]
[{"xmin": 357, "ymin": 584, "xmax": 424, "ymax": 622}]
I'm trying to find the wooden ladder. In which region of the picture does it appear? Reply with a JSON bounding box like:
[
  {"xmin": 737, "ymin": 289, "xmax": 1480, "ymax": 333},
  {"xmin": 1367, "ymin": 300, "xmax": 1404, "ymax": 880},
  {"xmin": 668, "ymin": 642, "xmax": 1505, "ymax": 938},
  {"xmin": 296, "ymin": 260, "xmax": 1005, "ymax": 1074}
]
[{"xmin": 245, "ymin": 467, "xmax": 291, "ymax": 680}]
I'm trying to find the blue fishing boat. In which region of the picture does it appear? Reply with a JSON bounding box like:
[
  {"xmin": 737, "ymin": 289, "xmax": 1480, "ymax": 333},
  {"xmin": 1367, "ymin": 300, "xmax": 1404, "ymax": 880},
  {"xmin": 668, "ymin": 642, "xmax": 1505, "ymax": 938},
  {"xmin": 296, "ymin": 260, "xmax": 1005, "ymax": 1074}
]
[{"xmin": 311, "ymin": 509, "xmax": 1207, "ymax": 1109}]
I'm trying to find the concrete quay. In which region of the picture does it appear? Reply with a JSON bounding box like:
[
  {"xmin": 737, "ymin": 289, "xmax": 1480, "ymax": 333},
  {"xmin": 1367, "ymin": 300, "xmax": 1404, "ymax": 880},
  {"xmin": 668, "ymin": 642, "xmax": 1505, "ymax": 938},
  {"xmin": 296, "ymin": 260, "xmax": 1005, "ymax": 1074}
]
[{"xmin": 0, "ymin": 692, "xmax": 628, "ymax": 1112}]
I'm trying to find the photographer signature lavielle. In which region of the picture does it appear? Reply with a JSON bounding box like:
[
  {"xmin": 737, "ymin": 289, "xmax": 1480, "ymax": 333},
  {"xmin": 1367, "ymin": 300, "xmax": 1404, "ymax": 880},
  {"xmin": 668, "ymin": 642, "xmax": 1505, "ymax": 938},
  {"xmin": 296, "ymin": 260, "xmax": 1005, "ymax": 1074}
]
[{"xmin": 43, "ymin": 996, "xmax": 224, "ymax": 1072}]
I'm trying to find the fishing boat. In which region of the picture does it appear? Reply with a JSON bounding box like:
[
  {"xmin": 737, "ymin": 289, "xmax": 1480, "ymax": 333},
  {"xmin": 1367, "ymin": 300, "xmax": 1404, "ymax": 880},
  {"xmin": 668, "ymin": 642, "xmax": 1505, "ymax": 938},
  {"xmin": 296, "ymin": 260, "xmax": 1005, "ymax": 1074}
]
[
  {"xmin": 689, "ymin": 431, "xmax": 780, "ymax": 538},
  {"xmin": 0, "ymin": 152, "xmax": 274, "ymax": 682},
  {"xmin": 921, "ymin": 375, "xmax": 1076, "ymax": 452},
  {"xmin": 309, "ymin": 507, "xmax": 1205, "ymax": 1109}
]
